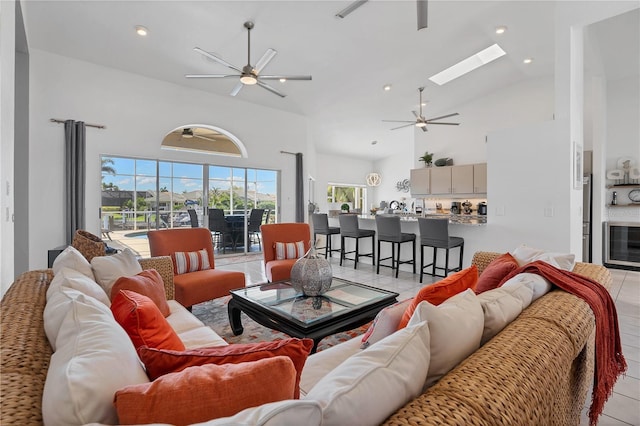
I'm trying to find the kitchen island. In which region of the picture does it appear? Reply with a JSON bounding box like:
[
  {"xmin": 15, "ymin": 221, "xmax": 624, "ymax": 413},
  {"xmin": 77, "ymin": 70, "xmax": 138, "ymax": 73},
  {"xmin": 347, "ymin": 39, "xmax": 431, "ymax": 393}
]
[{"xmin": 327, "ymin": 213, "xmax": 488, "ymax": 275}]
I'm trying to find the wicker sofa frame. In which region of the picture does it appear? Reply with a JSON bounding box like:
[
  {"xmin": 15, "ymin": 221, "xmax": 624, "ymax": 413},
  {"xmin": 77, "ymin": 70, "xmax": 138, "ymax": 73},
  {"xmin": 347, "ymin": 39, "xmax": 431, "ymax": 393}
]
[{"xmin": 0, "ymin": 252, "xmax": 610, "ymax": 425}]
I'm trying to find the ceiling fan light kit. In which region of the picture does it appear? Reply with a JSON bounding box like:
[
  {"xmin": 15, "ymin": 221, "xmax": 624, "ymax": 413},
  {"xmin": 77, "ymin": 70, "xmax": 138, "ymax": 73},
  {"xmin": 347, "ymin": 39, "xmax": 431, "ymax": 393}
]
[
  {"xmin": 383, "ymin": 87, "xmax": 460, "ymax": 132},
  {"xmin": 186, "ymin": 21, "xmax": 311, "ymax": 98}
]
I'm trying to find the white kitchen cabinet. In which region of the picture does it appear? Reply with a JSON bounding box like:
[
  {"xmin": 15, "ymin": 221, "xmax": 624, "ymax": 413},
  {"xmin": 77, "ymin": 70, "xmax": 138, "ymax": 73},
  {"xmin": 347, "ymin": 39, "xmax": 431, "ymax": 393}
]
[
  {"xmin": 430, "ymin": 167, "xmax": 452, "ymax": 194},
  {"xmin": 473, "ymin": 163, "xmax": 487, "ymax": 193},
  {"xmin": 452, "ymin": 165, "xmax": 474, "ymax": 194},
  {"xmin": 410, "ymin": 168, "xmax": 430, "ymax": 195}
]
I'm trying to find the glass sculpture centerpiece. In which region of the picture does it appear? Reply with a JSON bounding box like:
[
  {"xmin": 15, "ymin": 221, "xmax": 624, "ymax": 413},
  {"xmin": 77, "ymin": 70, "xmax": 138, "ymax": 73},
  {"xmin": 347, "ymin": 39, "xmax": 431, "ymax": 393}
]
[{"xmin": 290, "ymin": 241, "xmax": 333, "ymax": 296}]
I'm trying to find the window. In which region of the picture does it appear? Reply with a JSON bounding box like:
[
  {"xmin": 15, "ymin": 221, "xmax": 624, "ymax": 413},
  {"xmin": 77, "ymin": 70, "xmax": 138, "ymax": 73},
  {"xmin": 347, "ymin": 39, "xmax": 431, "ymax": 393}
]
[{"xmin": 326, "ymin": 183, "xmax": 367, "ymax": 212}]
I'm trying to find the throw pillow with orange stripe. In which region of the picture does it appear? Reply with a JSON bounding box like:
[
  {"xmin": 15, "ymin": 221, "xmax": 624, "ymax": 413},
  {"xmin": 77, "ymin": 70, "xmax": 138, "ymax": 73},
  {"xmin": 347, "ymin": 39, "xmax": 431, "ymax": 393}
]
[{"xmin": 172, "ymin": 249, "xmax": 210, "ymax": 275}]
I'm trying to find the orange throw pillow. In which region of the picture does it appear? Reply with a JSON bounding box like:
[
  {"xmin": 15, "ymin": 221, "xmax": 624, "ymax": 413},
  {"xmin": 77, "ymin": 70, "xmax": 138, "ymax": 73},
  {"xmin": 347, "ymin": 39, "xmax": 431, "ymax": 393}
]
[
  {"xmin": 111, "ymin": 269, "xmax": 171, "ymax": 317},
  {"xmin": 475, "ymin": 253, "xmax": 519, "ymax": 294},
  {"xmin": 139, "ymin": 338, "xmax": 313, "ymax": 398},
  {"xmin": 111, "ymin": 290, "xmax": 185, "ymax": 351},
  {"xmin": 114, "ymin": 356, "xmax": 296, "ymax": 425},
  {"xmin": 397, "ymin": 265, "xmax": 478, "ymax": 329}
]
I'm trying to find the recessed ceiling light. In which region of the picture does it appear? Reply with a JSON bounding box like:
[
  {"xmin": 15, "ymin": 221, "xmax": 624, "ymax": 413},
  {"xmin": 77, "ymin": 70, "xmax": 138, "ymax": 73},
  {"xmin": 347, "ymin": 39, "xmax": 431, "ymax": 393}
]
[
  {"xmin": 135, "ymin": 25, "xmax": 148, "ymax": 36},
  {"xmin": 279, "ymin": 78, "xmax": 287, "ymax": 83},
  {"xmin": 428, "ymin": 44, "xmax": 506, "ymax": 86},
  {"xmin": 523, "ymin": 58, "xmax": 533, "ymax": 64},
  {"xmin": 495, "ymin": 26, "xmax": 507, "ymax": 34},
  {"xmin": 421, "ymin": 102, "xmax": 427, "ymax": 106},
  {"xmin": 383, "ymin": 84, "xmax": 392, "ymax": 91}
]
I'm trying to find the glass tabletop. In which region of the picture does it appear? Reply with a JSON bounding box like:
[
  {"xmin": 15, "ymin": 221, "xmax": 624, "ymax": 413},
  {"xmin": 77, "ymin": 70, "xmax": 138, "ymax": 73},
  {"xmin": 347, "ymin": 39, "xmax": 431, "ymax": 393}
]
[{"xmin": 230, "ymin": 278, "xmax": 397, "ymax": 325}]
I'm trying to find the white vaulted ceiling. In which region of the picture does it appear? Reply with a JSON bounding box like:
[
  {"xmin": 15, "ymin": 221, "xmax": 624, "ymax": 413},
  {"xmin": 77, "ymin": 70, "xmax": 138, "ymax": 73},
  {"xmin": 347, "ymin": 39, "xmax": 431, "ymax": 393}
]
[{"xmin": 21, "ymin": 1, "xmax": 639, "ymax": 160}]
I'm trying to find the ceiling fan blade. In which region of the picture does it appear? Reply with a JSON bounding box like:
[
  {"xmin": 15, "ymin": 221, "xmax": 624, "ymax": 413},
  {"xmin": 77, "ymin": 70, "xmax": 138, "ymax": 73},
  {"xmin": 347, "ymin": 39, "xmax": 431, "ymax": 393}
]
[
  {"xmin": 255, "ymin": 48, "xmax": 277, "ymax": 73},
  {"xmin": 259, "ymin": 75, "xmax": 313, "ymax": 81},
  {"xmin": 230, "ymin": 81, "xmax": 244, "ymax": 97},
  {"xmin": 193, "ymin": 47, "xmax": 242, "ymax": 73},
  {"xmin": 390, "ymin": 123, "xmax": 416, "ymax": 130},
  {"xmin": 185, "ymin": 74, "xmax": 238, "ymax": 78},
  {"xmin": 421, "ymin": 125, "xmax": 428, "ymax": 132},
  {"xmin": 257, "ymin": 80, "xmax": 286, "ymax": 98},
  {"xmin": 382, "ymin": 120, "xmax": 415, "ymax": 124},
  {"xmin": 412, "ymin": 111, "xmax": 420, "ymax": 118},
  {"xmin": 417, "ymin": 0, "xmax": 428, "ymax": 30},
  {"xmin": 335, "ymin": 0, "xmax": 369, "ymax": 18},
  {"xmin": 195, "ymin": 135, "xmax": 217, "ymax": 142},
  {"xmin": 426, "ymin": 122, "xmax": 460, "ymax": 125},
  {"xmin": 426, "ymin": 112, "xmax": 460, "ymax": 121}
]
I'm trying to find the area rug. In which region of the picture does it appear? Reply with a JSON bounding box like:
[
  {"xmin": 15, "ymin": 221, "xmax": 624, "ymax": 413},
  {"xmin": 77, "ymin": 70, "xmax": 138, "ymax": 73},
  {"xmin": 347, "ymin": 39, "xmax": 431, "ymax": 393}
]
[{"xmin": 192, "ymin": 296, "xmax": 371, "ymax": 352}]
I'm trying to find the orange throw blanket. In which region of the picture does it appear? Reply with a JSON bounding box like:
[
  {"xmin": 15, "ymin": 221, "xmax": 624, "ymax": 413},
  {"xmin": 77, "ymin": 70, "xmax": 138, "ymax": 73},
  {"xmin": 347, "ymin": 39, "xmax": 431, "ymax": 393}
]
[{"xmin": 499, "ymin": 261, "xmax": 627, "ymax": 426}]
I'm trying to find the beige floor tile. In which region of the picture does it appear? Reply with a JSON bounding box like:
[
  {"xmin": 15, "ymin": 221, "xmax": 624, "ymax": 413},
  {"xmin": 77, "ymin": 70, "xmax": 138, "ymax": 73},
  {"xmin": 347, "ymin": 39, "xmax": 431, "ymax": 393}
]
[
  {"xmin": 613, "ymin": 375, "xmax": 640, "ymax": 400},
  {"xmin": 616, "ymin": 300, "xmax": 640, "ymax": 319},
  {"xmin": 621, "ymin": 333, "xmax": 640, "ymax": 349},
  {"xmin": 626, "ymin": 359, "xmax": 640, "ymax": 380},
  {"xmin": 601, "ymin": 392, "xmax": 640, "ymax": 425},
  {"xmin": 623, "ymin": 345, "xmax": 640, "ymax": 363},
  {"xmin": 619, "ymin": 314, "xmax": 640, "ymax": 328},
  {"xmin": 620, "ymin": 322, "xmax": 640, "ymax": 337}
]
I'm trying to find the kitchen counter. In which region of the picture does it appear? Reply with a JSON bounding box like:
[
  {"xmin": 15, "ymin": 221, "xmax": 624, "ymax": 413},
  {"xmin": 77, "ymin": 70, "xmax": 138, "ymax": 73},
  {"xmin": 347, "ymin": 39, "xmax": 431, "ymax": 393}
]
[{"xmin": 353, "ymin": 213, "xmax": 487, "ymax": 226}]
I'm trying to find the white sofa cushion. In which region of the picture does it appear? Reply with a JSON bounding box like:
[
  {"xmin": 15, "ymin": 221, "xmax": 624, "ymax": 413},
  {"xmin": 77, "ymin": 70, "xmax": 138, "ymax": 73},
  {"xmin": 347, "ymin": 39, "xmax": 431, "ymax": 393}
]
[
  {"xmin": 91, "ymin": 248, "xmax": 142, "ymax": 298},
  {"xmin": 52, "ymin": 245, "xmax": 95, "ymax": 280},
  {"xmin": 44, "ymin": 286, "xmax": 112, "ymax": 351},
  {"xmin": 42, "ymin": 288, "xmax": 149, "ymax": 425},
  {"xmin": 476, "ymin": 284, "xmax": 533, "ymax": 345},
  {"xmin": 511, "ymin": 244, "xmax": 576, "ymax": 271},
  {"xmin": 164, "ymin": 300, "xmax": 228, "ymax": 349},
  {"xmin": 191, "ymin": 400, "xmax": 323, "ymax": 426},
  {"xmin": 408, "ymin": 289, "xmax": 483, "ymax": 389},
  {"xmin": 47, "ymin": 267, "xmax": 110, "ymax": 306},
  {"xmin": 360, "ymin": 298, "xmax": 412, "ymax": 348},
  {"xmin": 166, "ymin": 299, "xmax": 211, "ymax": 334},
  {"xmin": 304, "ymin": 320, "xmax": 431, "ymax": 425},
  {"xmin": 502, "ymin": 272, "xmax": 552, "ymax": 302},
  {"xmin": 299, "ymin": 334, "xmax": 362, "ymax": 396}
]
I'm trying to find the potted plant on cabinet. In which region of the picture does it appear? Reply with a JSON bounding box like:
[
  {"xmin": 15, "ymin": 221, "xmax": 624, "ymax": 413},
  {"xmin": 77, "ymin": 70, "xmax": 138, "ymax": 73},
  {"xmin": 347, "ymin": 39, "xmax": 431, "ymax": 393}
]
[{"xmin": 419, "ymin": 152, "xmax": 434, "ymax": 167}]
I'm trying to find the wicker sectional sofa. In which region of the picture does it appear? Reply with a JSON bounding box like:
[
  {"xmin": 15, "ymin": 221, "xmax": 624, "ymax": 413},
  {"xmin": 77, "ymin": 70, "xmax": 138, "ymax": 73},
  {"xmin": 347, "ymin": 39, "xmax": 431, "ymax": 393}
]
[{"xmin": 0, "ymin": 251, "xmax": 611, "ymax": 425}]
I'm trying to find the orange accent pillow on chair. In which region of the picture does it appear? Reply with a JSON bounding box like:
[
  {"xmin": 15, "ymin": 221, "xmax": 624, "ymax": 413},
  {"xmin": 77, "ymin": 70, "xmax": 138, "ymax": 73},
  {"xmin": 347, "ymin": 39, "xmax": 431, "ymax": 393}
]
[
  {"xmin": 397, "ymin": 265, "xmax": 478, "ymax": 330},
  {"xmin": 111, "ymin": 290, "xmax": 185, "ymax": 351},
  {"xmin": 114, "ymin": 356, "xmax": 296, "ymax": 425}
]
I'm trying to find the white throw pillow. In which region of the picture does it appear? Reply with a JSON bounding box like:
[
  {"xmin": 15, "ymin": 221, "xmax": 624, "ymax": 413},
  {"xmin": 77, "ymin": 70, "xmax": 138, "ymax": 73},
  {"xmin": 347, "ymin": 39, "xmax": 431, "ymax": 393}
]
[
  {"xmin": 91, "ymin": 248, "xmax": 142, "ymax": 298},
  {"xmin": 408, "ymin": 289, "xmax": 483, "ymax": 389},
  {"xmin": 501, "ymin": 272, "xmax": 552, "ymax": 302},
  {"xmin": 304, "ymin": 320, "xmax": 431, "ymax": 425},
  {"xmin": 190, "ymin": 400, "xmax": 323, "ymax": 426},
  {"xmin": 360, "ymin": 298, "xmax": 412, "ymax": 348},
  {"xmin": 476, "ymin": 286, "xmax": 531, "ymax": 345},
  {"xmin": 500, "ymin": 280, "xmax": 535, "ymax": 309},
  {"xmin": 511, "ymin": 244, "xmax": 575, "ymax": 271},
  {"xmin": 47, "ymin": 267, "xmax": 110, "ymax": 306},
  {"xmin": 42, "ymin": 290, "xmax": 149, "ymax": 425},
  {"xmin": 52, "ymin": 245, "xmax": 95, "ymax": 280}
]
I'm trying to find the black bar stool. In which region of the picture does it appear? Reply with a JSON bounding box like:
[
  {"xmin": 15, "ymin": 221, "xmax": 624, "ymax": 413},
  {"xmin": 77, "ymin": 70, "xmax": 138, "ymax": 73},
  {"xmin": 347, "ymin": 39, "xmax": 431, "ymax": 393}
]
[
  {"xmin": 417, "ymin": 217, "xmax": 464, "ymax": 283},
  {"xmin": 338, "ymin": 214, "xmax": 375, "ymax": 269},
  {"xmin": 375, "ymin": 215, "xmax": 416, "ymax": 278},
  {"xmin": 311, "ymin": 213, "xmax": 341, "ymax": 259}
]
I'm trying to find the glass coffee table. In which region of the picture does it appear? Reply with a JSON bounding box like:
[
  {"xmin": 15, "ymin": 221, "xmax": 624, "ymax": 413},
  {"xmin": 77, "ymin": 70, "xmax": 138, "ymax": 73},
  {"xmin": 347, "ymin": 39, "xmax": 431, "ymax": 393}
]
[{"xmin": 228, "ymin": 278, "xmax": 398, "ymax": 353}]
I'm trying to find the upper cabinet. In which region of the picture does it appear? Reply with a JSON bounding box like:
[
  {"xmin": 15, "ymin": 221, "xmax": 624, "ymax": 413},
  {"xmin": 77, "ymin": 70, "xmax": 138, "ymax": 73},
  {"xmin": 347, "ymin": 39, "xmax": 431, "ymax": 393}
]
[
  {"xmin": 410, "ymin": 168, "xmax": 431, "ymax": 195},
  {"xmin": 410, "ymin": 163, "xmax": 487, "ymax": 196},
  {"xmin": 473, "ymin": 163, "xmax": 487, "ymax": 193}
]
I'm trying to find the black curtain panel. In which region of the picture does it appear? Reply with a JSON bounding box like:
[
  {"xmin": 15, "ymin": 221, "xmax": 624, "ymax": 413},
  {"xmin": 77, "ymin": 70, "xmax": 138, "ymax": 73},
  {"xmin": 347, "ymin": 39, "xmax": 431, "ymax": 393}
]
[
  {"xmin": 295, "ymin": 153, "xmax": 303, "ymax": 223},
  {"xmin": 64, "ymin": 120, "xmax": 86, "ymax": 244}
]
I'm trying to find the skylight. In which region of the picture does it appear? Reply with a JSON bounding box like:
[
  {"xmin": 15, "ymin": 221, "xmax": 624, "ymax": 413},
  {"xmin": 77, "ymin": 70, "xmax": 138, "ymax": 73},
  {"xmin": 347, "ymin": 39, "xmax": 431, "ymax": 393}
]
[{"xmin": 428, "ymin": 44, "xmax": 506, "ymax": 85}]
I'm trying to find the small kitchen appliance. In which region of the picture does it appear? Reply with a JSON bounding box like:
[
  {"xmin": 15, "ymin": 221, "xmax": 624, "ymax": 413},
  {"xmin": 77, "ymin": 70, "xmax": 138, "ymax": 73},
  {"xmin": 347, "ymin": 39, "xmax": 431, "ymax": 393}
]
[
  {"xmin": 450, "ymin": 202, "xmax": 461, "ymax": 215},
  {"xmin": 478, "ymin": 202, "xmax": 487, "ymax": 215},
  {"xmin": 462, "ymin": 200, "xmax": 473, "ymax": 215}
]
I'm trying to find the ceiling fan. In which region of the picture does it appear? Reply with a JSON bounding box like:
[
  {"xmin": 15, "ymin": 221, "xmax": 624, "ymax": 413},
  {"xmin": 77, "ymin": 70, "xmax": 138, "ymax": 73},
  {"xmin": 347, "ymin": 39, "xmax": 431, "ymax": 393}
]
[
  {"xmin": 336, "ymin": 0, "xmax": 428, "ymax": 30},
  {"xmin": 181, "ymin": 128, "xmax": 216, "ymax": 142},
  {"xmin": 383, "ymin": 87, "xmax": 460, "ymax": 132},
  {"xmin": 185, "ymin": 21, "xmax": 312, "ymax": 98}
]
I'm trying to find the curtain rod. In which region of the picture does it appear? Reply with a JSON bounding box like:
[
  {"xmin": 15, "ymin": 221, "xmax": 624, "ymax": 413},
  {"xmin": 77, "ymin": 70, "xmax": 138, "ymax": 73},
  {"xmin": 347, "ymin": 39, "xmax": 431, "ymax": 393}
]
[
  {"xmin": 280, "ymin": 150, "xmax": 298, "ymax": 156},
  {"xmin": 50, "ymin": 118, "xmax": 106, "ymax": 129}
]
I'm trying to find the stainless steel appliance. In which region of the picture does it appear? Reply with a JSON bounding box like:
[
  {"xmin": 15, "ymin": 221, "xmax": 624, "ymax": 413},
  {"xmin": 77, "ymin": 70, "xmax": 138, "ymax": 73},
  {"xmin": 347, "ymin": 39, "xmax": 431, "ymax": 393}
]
[
  {"xmin": 604, "ymin": 222, "xmax": 640, "ymax": 270},
  {"xmin": 450, "ymin": 202, "xmax": 460, "ymax": 215},
  {"xmin": 478, "ymin": 202, "xmax": 487, "ymax": 215},
  {"xmin": 582, "ymin": 174, "xmax": 592, "ymax": 262}
]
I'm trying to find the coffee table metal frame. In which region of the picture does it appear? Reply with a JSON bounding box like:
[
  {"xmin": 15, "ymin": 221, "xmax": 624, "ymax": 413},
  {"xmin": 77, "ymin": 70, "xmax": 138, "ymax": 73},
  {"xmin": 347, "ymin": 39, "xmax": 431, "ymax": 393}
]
[{"xmin": 228, "ymin": 278, "xmax": 398, "ymax": 353}]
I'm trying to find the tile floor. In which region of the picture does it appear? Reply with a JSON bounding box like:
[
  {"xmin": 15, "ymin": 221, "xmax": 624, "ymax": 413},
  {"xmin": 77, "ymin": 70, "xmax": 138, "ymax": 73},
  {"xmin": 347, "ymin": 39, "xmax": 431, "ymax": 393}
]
[{"xmin": 216, "ymin": 255, "xmax": 640, "ymax": 426}]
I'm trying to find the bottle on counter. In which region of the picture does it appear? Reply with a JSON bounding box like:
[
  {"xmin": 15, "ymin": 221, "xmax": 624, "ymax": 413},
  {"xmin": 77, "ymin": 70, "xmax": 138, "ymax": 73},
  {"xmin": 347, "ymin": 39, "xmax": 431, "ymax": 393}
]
[{"xmin": 612, "ymin": 191, "xmax": 618, "ymax": 206}]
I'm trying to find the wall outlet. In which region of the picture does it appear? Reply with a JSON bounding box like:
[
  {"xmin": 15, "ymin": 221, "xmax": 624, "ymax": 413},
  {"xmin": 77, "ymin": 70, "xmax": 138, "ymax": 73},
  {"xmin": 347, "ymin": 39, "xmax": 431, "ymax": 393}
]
[{"xmin": 544, "ymin": 207, "xmax": 554, "ymax": 217}]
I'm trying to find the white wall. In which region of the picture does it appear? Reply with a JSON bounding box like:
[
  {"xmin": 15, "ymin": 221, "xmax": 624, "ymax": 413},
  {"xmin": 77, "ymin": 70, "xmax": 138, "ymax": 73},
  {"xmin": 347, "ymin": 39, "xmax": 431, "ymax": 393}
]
[
  {"xmin": 28, "ymin": 49, "xmax": 310, "ymax": 270},
  {"xmin": 372, "ymin": 149, "xmax": 413, "ymax": 208},
  {"xmin": 1, "ymin": 0, "xmax": 16, "ymax": 296}
]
